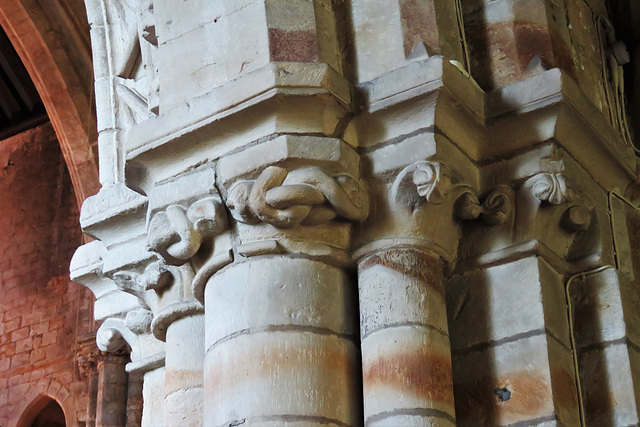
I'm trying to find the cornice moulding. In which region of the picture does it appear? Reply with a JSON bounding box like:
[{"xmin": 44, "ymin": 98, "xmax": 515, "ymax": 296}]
[
  {"xmin": 352, "ymin": 57, "xmax": 637, "ymax": 193},
  {"xmin": 80, "ymin": 184, "xmax": 149, "ymax": 241},
  {"xmin": 126, "ymin": 62, "xmax": 351, "ymax": 161}
]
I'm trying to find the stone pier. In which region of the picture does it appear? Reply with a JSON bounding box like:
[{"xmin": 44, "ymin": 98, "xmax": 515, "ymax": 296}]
[{"xmin": 70, "ymin": 0, "xmax": 640, "ymax": 426}]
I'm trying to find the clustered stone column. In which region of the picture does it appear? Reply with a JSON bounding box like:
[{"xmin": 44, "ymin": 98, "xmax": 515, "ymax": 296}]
[{"xmin": 72, "ymin": 0, "xmax": 640, "ymax": 425}]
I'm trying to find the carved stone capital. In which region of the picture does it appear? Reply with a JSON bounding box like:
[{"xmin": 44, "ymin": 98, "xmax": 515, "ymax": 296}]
[
  {"xmin": 454, "ymin": 186, "xmax": 514, "ymax": 225},
  {"xmin": 522, "ymin": 172, "xmax": 592, "ymax": 233},
  {"xmin": 109, "ymin": 261, "xmax": 168, "ymax": 306},
  {"xmin": 227, "ymin": 165, "xmax": 369, "ymax": 228},
  {"xmin": 77, "ymin": 352, "xmax": 99, "ymax": 379},
  {"xmin": 145, "ymin": 167, "xmax": 233, "ymax": 305},
  {"xmin": 524, "ymin": 173, "xmax": 575, "ymax": 205},
  {"xmin": 147, "ymin": 197, "xmax": 227, "ymax": 265},
  {"xmin": 392, "ymin": 161, "xmax": 452, "ymax": 209},
  {"xmin": 96, "ymin": 317, "xmax": 165, "ymax": 375}
]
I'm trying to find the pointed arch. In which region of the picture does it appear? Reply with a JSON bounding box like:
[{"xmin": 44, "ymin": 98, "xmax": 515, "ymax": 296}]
[
  {"xmin": 13, "ymin": 380, "xmax": 72, "ymax": 427},
  {"xmin": 0, "ymin": 0, "xmax": 100, "ymax": 207}
]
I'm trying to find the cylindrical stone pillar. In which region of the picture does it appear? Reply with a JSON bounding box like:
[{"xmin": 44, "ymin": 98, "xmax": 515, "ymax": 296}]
[
  {"xmin": 126, "ymin": 372, "xmax": 143, "ymax": 427},
  {"xmin": 358, "ymin": 247, "xmax": 456, "ymax": 426},
  {"xmin": 164, "ymin": 313, "xmax": 205, "ymax": 426},
  {"xmin": 96, "ymin": 353, "xmax": 129, "ymax": 427},
  {"xmin": 203, "ymin": 256, "xmax": 360, "ymax": 426},
  {"xmin": 142, "ymin": 366, "xmax": 165, "ymax": 427},
  {"xmin": 86, "ymin": 368, "xmax": 99, "ymax": 427}
]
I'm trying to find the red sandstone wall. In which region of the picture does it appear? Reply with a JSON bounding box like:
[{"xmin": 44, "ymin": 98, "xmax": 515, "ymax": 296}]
[{"xmin": 0, "ymin": 123, "xmax": 93, "ymax": 427}]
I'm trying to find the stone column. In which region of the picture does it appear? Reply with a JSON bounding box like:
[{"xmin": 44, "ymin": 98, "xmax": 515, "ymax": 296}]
[
  {"xmin": 126, "ymin": 372, "xmax": 143, "ymax": 427},
  {"xmin": 95, "ymin": 351, "xmax": 129, "ymax": 427},
  {"xmin": 447, "ymin": 168, "xmax": 600, "ymax": 426},
  {"xmin": 357, "ymin": 248, "xmax": 455, "ymax": 426},
  {"xmin": 199, "ymin": 137, "xmax": 368, "ymax": 426},
  {"xmin": 145, "ymin": 168, "xmax": 229, "ymax": 426},
  {"xmin": 160, "ymin": 314, "xmax": 204, "ymax": 426},
  {"xmin": 77, "ymin": 350, "xmax": 99, "ymax": 427},
  {"xmin": 570, "ymin": 269, "xmax": 640, "ymax": 425},
  {"xmin": 353, "ymin": 159, "xmax": 479, "ymax": 426},
  {"xmin": 96, "ymin": 314, "xmax": 167, "ymax": 427}
]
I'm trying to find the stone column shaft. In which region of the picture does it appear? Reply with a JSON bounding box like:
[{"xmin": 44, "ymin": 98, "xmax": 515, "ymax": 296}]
[
  {"xmin": 358, "ymin": 248, "xmax": 455, "ymax": 426},
  {"xmin": 164, "ymin": 313, "xmax": 205, "ymax": 426},
  {"xmin": 204, "ymin": 256, "xmax": 360, "ymax": 426},
  {"xmin": 126, "ymin": 373, "xmax": 143, "ymax": 427},
  {"xmin": 86, "ymin": 373, "xmax": 99, "ymax": 427},
  {"xmin": 447, "ymin": 257, "xmax": 581, "ymax": 426},
  {"xmin": 142, "ymin": 366, "xmax": 165, "ymax": 427},
  {"xmin": 96, "ymin": 353, "xmax": 129, "ymax": 427}
]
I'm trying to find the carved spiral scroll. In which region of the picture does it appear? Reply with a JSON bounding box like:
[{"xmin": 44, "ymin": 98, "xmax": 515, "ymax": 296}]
[
  {"xmin": 392, "ymin": 161, "xmax": 452, "ymax": 208},
  {"xmin": 454, "ymin": 186, "xmax": 514, "ymax": 225},
  {"xmin": 227, "ymin": 166, "xmax": 369, "ymax": 228}
]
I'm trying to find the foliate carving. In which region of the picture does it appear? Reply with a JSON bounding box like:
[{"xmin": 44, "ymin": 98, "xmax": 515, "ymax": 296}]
[
  {"xmin": 77, "ymin": 352, "xmax": 99, "ymax": 379},
  {"xmin": 453, "ymin": 191, "xmax": 483, "ymax": 220},
  {"xmin": 125, "ymin": 308, "xmax": 154, "ymax": 335},
  {"xmin": 147, "ymin": 197, "xmax": 227, "ymax": 264},
  {"xmin": 226, "ymin": 166, "xmax": 369, "ymax": 228},
  {"xmin": 482, "ymin": 187, "xmax": 513, "ymax": 225},
  {"xmin": 392, "ymin": 161, "xmax": 452, "ymax": 208},
  {"xmin": 524, "ymin": 173, "xmax": 574, "ymax": 205},
  {"xmin": 96, "ymin": 324, "xmax": 128, "ymax": 354},
  {"xmin": 523, "ymin": 173, "xmax": 593, "ymax": 233},
  {"xmin": 111, "ymin": 261, "xmax": 172, "ymax": 301},
  {"xmin": 454, "ymin": 186, "xmax": 513, "ymax": 225}
]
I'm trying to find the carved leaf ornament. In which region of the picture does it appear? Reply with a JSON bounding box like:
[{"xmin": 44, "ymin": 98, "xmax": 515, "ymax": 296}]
[
  {"xmin": 392, "ymin": 161, "xmax": 452, "ymax": 209},
  {"xmin": 525, "ymin": 173, "xmax": 574, "ymax": 205}
]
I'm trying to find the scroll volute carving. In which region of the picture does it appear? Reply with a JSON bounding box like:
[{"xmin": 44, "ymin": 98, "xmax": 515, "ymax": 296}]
[
  {"xmin": 226, "ymin": 166, "xmax": 369, "ymax": 228},
  {"xmin": 391, "ymin": 161, "xmax": 513, "ymax": 226},
  {"xmin": 392, "ymin": 161, "xmax": 452, "ymax": 210},
  {"xmin": 454, "ymin": 186, "xmax": 514, "ymax": 226}
]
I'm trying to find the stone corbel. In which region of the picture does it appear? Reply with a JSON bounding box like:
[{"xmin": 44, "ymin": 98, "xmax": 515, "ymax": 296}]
[{"xmin": 227, "ymin": 165, "xmax": 369, "ymax": 228}]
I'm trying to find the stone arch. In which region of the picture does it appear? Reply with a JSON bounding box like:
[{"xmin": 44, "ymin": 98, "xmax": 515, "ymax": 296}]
[
  {"xmin": 13, "ymin": 380, "xmax": 71, "ymax": 427},
  {"xmin": 0, "ymin": 0, "xmax": 100, "ymax": 207}
]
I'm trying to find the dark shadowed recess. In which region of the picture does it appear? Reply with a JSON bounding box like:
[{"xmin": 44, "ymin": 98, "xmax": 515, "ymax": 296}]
[{"xmin": 0, "ymin": 25, "xmax": 46, "ymax": 141}]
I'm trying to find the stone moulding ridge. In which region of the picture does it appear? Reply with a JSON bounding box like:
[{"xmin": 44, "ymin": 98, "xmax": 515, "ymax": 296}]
[
  {"xmin": 353, "ymin": 56, "xmax": 637, "ymax": 191},
  {"xmin": 126, "ymin": 62, "xmax": 351, "ymax": 160}
]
